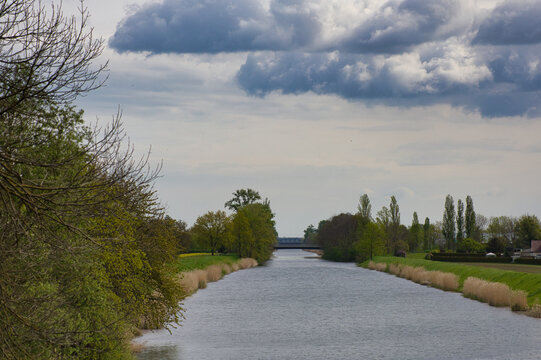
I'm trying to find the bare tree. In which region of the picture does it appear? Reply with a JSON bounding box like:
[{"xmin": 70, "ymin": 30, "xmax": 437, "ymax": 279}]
[{"xmin": 0, "ymin": 0, "xmax": 107, "ymax": 117}]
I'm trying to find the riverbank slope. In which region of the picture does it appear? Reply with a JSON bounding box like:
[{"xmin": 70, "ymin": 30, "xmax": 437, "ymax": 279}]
[{"xmin": 360, "ymin": 256, "xmax": 541, "ymax": 316}]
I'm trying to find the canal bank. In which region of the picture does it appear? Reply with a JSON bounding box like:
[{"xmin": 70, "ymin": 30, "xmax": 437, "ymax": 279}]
[{"xmin": 361, "ymin": 256, "xmax": 541, "ymax": 317}]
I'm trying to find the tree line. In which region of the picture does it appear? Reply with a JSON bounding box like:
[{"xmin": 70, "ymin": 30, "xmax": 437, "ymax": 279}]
[
  {"xmin": 190, "ymin": 188, "xmax": 278, "ymax": 264},
  {"xmin": 307, "ymin": 193, "xmax": 541, "ymax": 262},
  {"xmin": 0, "ymin": 2, "xmax": 276, "ymax": 358}
]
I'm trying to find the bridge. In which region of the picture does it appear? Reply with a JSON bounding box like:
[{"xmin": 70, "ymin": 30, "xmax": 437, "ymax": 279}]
[{"xmin": 274, "ymin": 237, "xmax": 320, "ymax": 250}]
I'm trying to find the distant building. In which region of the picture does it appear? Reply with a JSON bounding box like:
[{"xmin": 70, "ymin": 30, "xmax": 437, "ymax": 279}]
[
  {"xmin": 531, "ymin": 240, "xmax": 541, "ymax": 253},
  {"xmin": 519, "ymin": 240, "xmax": 541, "ymax": 259}
]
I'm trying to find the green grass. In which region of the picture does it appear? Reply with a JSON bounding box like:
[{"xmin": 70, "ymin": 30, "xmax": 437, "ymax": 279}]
[
  {"xmin": 406, "ymin": 253, "xmax": 429, "ymax": 260},
  {"xmin": 170, "ymin": 254, "xmax": 240, "ymax": 273},
  {"xmin": 362, "ymin": 256, "xmax": 541, "ymax": 305}
]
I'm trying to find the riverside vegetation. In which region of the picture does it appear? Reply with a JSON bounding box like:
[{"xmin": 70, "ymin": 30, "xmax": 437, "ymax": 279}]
[
  {"xmin": 0, "ymin": 2, "xmax": 276, "ymax": 359},
  {"xmin": 363, "ymin": 256, "xmax": 541, "ymax": 316}
]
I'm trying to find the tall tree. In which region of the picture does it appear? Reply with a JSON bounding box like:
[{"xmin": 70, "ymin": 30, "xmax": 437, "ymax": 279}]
[
  {"xmin": 303, "ymin": 224, "xmax": 317, "ymax": 244},
  {"xmin": 355, "ymin": 222, "xmax": 386, "ymax": 261},
  {"xmin": 442, "ymin": 195, "xmax": 456, "ymax": 250},
  {"xmin": 191, "ymin": 211, "xmax": 230, "ymax": 255},
  {"xmin": 465, "ymin": 195, "xmax": 476, "ymax": 239},
  {"xmin": 408, "ymin": 212, "xmax": 421, "ymax": 252},
  {"xmin": 357, "ymin": 193, "xmax": 372, "ymax": 224},
  {"xmin": 423, "ymin": 217, "xmax": 431, "ymax": 250},
  {"xmin": 224, "ymin": 188, "xmax": 261, "ymax": 211},
  {"xmin": 456, "ymin": 199, "xmax": 465, "ymax": 242},
  {"xmin": 390, "ymin": 195, "xmax": 400, "ymax": 227}
]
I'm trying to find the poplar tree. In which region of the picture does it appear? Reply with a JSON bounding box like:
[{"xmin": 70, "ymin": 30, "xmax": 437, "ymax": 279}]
[
  {"xmin": 457, "ymin": 199, "xmax": 464, "ymax": 242},
  {"xmin": 465, "ymin": 195, "xmax": 476, "ymax": 239},
  {"xmin": 408, "ymin": 212, "xmax": 421, "ymax": 251},
  {"xmin": 423, "ymin": 217, "xmax": 431, "ymax": 250},
  {"xmin": 357, "ymin": 193, "xmax": 372, "ymax": 224},
  {"xmin": 442, "ymin": 195, "xmax": 456, "ymax": 250}
]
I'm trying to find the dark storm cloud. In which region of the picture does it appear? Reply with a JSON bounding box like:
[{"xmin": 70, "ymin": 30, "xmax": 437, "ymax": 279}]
[
  {"xmin": 109, "ymin": 0, "xmax": 320, "ymax": 53},
  {"xmin": 236, "ymin": 51, "xmax": 541, "ymax": 118},
  {"xmin": 110, "ymin": 0, "xmax": 541, "ymax": 118},
  {"xmin": 473, "ymin": 1, "xmax": 541, "ymax": 45},
  {"xmin": 110, "ymin": 0, "xmax": 464, "ymax": 54},
  {"xmin": 340, "ymin": 0, "xmax": 462, "ymax": 54}
]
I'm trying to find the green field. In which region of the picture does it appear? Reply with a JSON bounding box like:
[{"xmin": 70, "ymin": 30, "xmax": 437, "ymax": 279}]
[
  {"xmin": 170, "ymin": 254, "xmax": 240, "ymax": 273},
  {"xmin": 361, "ymin": 256, "xmax": 541, "ymax": 305}
]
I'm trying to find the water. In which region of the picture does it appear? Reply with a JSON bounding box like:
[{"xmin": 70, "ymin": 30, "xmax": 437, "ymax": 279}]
[{"xmin": 135, "ymin": 250, "xmax": 541, "ymax": 360}]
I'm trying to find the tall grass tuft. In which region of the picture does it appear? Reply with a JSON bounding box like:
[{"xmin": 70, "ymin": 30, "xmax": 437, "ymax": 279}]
[
  {"xmin": 239, "ymin": 258, "xmax": 258, "ymax": 269},
  {"xmin": 177, "ymin": 258, "xmax": 257, "ymax": 295},
  {"xmin": 463, "ymin": 277, "xmax": 528, "ymax": 310},
  {"xmin": 368, "ymin": 261, "xmax": 376, "ymax": 270},
  {"xmin": 373, "ymin": 263, "xmax": 458, "ymax": 291},
  {"xmin": 222, "ymin": 264, "xmax": 232, "ymax": 275},
  {"xmin": 206, "ymin": 265, "xmax": 223, "ymax": 282}
]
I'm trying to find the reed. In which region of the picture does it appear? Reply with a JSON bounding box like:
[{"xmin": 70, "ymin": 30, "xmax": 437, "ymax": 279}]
[
  {"xmin": 372, "ymin": 262, "xmax": 459, "ymax": 291},
  {"xmin": 463, "ymin": 277, "xmax": 528, "ymax": 310},
  {"xmin": 239, "ymin": 258, "xmax": 258, "ymax": 269},
  {"xmin": 222, "ymin": 264, "xmax": 232, "ymax": 275},
  {"xmin": 368, "ymin": 261, "xmax": 376, "ymax": 270},
  {"xmin": 177, "ymin": 258, "xmax": 257, "ymax": 295},
  {"xmin": 206, "ymin": 265, "xmax": 223, "ymax": 282}
]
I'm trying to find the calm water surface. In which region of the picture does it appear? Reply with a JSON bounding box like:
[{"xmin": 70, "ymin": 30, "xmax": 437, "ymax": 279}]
[{"xmin": 135, "ymin": 250, "xmax": 541, "ymax": 360}]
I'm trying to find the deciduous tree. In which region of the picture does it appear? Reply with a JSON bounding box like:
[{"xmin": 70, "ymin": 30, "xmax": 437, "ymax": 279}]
[{"xmin": 442, "ymin": 195, "xmax": 456, "ymax": 250}]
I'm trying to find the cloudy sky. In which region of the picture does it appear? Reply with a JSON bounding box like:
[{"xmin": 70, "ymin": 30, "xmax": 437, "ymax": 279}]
[{"xmin": 68, "ymin": 0, "xmax": 541, "ymax": 236}]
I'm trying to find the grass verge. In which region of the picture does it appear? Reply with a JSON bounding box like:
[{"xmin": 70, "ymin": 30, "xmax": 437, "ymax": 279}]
[
  {"xmin": 361, "ymin": 256, "xmax": 541, "ymax": 307},
  {"xmin": 170, "ymin": 254, "xmax": 240, "ymax": 273}
]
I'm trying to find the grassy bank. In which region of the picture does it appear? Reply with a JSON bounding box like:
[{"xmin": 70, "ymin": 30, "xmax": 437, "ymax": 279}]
[{"xmin": 360, "ymin": 256, "xmax": 541, "ymax": 307}]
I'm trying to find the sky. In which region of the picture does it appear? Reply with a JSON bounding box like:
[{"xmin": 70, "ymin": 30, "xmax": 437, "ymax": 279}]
[{"xmin": 65, "ymin": 0, "xmax": 541, "ymax": 236}]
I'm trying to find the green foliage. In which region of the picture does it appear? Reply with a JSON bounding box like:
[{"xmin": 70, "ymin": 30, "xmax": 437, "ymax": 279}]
[
  {"xmin": 191, "ymin": 210, "xmax": 230, "ymax": 255},
  {"xmin": 303, "ymin": 224, "xmax": 317, "ymax": 244},
  {"xmin": 465, "ymin": 195, "xmax": 476, "ymax": 239},
  {"xmin": 515, "ymin": 215, "xmax": 541, "ymax": 248},
  {"xmin": 486, "ymin": 237, "xmax": 507, "ymax": 254},
  {"xmin": 357, "ymin": 193, "xmax": 372, "ymax": 224},
  {"xmin": 457, "ymin": 237, "xmax": 486, "ymax": 253},
  {"xmin": 224, "ymin": 188, "xmax": 261, "ymax": 211},
  {"xmin": 442, "ymin": 195, "xmax": 456, "ymax": 250},
  {"xmin": 225, "ymin": 200, "xmax": 277, "ymax": 264},
  {"xmin": 171, "ymin": 255, "xmax": 240, "ymax": 273},
  {"xmin": 408, "ymin": 212, "xmax": 422, "ymax": 252},
  {"xmin": 317, "ymin": 213, "xmax": 358, "ymax": 262},
  {"xmin": 354, "ymin": 221, "xmax": 386, "ymax": 262},
  {"xmin": 456, "ymin": 199, "xmax": 464, "ymax": 242}
]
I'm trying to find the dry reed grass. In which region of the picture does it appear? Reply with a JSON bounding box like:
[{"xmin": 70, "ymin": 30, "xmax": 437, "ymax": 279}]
[
  {"xmin": 368, "ymin": 261, "xmax": 376, "ymax": 270},
  {"xmin": 129, "ymin": 342, "xmax": 145, "ymax": 353},
  {"xmin": 206, "ymin": 265, "xmax": 223, "ymax": 282},
  {"xmin": 463, "ymin": 277, "xmax": 528, "ymax": 310},
  {"xmin": 239, "ymin": 258, "xmax": 258, "ymax": 269},
  {"xmin": 177, "ymin": 258, "xmax": 257, "ymax": 295},
  {"xmin": 222, "ymin": 264, "xmax": 232, "ymax": 275},
  {"xmin": 373, "ymin": 263, "xmax": 458, "ymax": 291}
]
